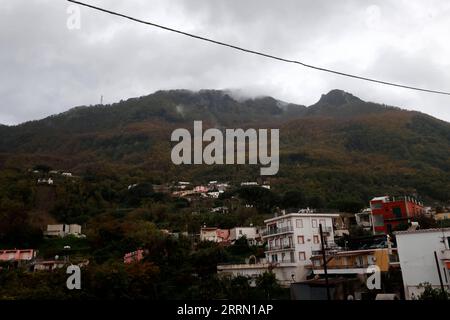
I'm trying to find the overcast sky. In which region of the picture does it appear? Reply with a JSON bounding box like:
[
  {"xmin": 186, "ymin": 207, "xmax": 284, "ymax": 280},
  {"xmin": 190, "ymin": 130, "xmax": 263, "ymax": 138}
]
[{"xmin": 1, "ymin": 0, "xmax": 450, "ymax": 125}]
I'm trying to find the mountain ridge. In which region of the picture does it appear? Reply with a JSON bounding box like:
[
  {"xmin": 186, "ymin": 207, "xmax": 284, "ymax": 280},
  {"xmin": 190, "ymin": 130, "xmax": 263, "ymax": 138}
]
[
  {"xmin": 0, "ymin": 89, "xmax": 449, "ymax": 203},
  {"xmin": 2, "ymin": 89, "xmax": 447, "ymax": 128}
]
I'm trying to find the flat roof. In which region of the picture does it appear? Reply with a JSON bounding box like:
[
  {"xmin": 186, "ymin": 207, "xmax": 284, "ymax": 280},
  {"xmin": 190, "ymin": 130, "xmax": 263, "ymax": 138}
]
[
  {"xmin": 394, "ymin": 227, "xmax": 450, "ymax": 235},
  {"xmin": 264, "ymin": 212, "xmax": 340, "ymax": 223},
  {"xmin": 310, "ymin": 247, "xmax": 396, "ymax": 258}
]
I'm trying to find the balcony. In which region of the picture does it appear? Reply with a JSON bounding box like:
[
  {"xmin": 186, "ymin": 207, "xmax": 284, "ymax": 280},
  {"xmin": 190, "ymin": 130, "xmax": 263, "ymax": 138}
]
[
  {"xmin": 312, "ymin": 263, "xmax": 370, "ymax": 272},
  {"xmin": 277, "ymin": 258, "xmax": 296, "ymax": 264},
  {"xmin": 261, "ymin": 226, "xmax": 294, "ymax": 237},
  {"xmin": 266, "ymin": 243, "xmax": 295, "ymax": 252}
]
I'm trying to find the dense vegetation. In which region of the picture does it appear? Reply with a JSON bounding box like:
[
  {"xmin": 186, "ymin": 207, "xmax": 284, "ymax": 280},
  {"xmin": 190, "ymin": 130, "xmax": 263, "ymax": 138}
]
[{"xmin": 1, "ymin": 89, "xmax": 449, "ymax": 205}]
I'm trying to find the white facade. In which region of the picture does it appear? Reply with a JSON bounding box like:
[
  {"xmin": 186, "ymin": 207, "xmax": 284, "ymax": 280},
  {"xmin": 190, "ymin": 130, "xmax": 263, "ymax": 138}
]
[
  {"xmin": 263, "ymin": 213, "xmax": 337, "ymax": 268},
  {"xmin": 355, "ymin": 208, "xmax": 373, "ymax": 230},
  {"xmin": 200, "ymin": 228, "xmax": 219, "ymax": 242},
  {"xmin": 44, "ymin": 224, "xmax": 82, "ymax": 237},
  {"xmin": 395, "ymin": 228, "xmax": 450, "ymax": 300},
  {"xmin": 240, "ymin": 182, "xmax": 258, "ymax": 186},
  {"xmin": 217, "ymin": 212, "xmax": 339, "ymax": 286},
  {"xmin": 217, "ymin": 262, "xmax": 296, "ymax": 287},
  {"xmin": 229, "ymin": 227, "xmax": 260, "ymax": 245}
]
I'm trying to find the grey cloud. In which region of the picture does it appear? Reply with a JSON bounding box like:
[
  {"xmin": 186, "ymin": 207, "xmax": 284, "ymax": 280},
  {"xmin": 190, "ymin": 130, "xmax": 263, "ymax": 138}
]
[{"xmin": 1, "ymin": 0, "xmax": 449, "ymax": 125}]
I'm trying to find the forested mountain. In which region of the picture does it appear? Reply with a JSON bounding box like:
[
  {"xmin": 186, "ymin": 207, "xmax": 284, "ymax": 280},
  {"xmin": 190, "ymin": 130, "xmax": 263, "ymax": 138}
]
[{"xmin": 0, "ymin": 89, "xmax": 449, "ymax": 203}]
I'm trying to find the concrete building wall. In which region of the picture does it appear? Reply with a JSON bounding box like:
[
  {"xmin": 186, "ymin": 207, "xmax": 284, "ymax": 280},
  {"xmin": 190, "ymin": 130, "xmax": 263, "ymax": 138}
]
[
  {"xmin": 69, "ymin": 224, "xmax": 81, "ymax": 234},
  {"xmin": 217, "ymin": 263, "xmax": 308, "ymax": 287},
  {"xmin": 230, "ymin": 227, "xmax": 258, "ymax": 242},
  {"xmin": 395, "ymin": 229, "xmax": 450, "ymax": 300}
]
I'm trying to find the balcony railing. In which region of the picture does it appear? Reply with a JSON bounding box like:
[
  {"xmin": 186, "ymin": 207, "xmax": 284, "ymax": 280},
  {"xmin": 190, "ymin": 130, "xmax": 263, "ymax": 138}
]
[
  {"xmin": 261, "ymin": 226, "xmax": 294, "ymax": 237},
  {"xmin": 276, "ymin": 258, "xmax": 296, "ymax": 264},
  {"xmin": 312, "ymin": 263, "xmax": 370, "ymax": 270},
  {"xmin": 266, "ymin": 243, "xmax": 295, "ymax": 251}
]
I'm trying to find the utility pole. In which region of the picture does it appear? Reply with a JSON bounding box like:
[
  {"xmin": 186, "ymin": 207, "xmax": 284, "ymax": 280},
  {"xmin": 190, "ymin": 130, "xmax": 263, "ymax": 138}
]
[
  {"xmin": 320, "ymin": 224, "xmax": 331, "ymax": 300},
  {"xmin": 434, "ymin": 251, "xmax": 447, "ymax": 299}
]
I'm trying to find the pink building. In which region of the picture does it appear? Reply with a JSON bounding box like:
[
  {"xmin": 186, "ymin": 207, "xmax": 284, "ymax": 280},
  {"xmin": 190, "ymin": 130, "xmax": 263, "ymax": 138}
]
[
  {"xmin": 200, "ymin": 227, "xmax": 230, "ymax": 243},
  {"xmin": 0, "ymin": 249, "xmax": 36, "ymax": 269},
  {"xmin": 194, "ymin": 186, "xmax": 209, "ymax": 193},
  {"xmin": 0, "ymin": 249, "xmax": 36, "ymax": 262},
  {"xmin": 123, "ymin": 249, "xmax": 145, "ymax": 264}
]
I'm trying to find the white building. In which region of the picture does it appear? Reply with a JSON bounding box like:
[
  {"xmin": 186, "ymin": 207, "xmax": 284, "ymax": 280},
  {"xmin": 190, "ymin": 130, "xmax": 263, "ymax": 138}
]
[
  {"xmin": 44, "ymin": 224, "xmax": 82, "ymax": 238},
  {"xmin": 199, "ymin": 227, "xmax": 230, "ymax": 243},
  {"xmin": 218, "ymin": 211, "xmax": 339, "ymax": 286},
  {"xmin": 37, "ymin": 178, "xmax": 53, "ymax": 185},
  {"xmin": 229, "ymin": 227, "xmax": 261, "ymax": 245},
  {"xmin": 355, "ymin": 208, "xmax": 373, "ymax": 231},
  {"xmin": 241, "ymin": 182, "xmax": 258, "ymax": 187},
  {"xmin": 395, "ymin": 228, "xmax": 450, "ymax": 300},
  {"xmin": 262, "ymin": 212, "xmax": 338, "ymax": 282}
]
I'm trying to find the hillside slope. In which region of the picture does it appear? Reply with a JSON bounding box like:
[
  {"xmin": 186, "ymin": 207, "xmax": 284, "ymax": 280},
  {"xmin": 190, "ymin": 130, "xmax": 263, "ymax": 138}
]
[{"xmin": 0, "ymin": 89, "xmax": 449, "ymax": 203}]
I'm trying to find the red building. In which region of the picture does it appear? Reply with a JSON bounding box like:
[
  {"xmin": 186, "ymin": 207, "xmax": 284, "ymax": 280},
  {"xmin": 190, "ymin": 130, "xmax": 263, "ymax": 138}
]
[{"xmin": 370, "ymin": 196, "xmax": 424, "ymax": 234}]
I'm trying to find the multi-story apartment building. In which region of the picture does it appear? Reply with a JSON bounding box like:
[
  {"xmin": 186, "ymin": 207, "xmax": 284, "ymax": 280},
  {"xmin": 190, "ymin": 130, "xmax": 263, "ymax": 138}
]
[
  {"xmin": 370, "ymin": 196, "xmax": 424, "ymax": 234},
  {"xmin": 262, "ymin": 212, "xmax": 339, "ymax": 280},
  {"xmin": 218, "ymin": 211, "xmax": 339, "ymax": 286}
]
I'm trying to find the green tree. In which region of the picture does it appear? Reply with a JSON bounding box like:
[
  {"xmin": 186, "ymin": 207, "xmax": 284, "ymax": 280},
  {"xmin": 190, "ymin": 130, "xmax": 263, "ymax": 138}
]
[{"xmin": 417, "ymin": 282, "xmax": 449, "ymax": 300}]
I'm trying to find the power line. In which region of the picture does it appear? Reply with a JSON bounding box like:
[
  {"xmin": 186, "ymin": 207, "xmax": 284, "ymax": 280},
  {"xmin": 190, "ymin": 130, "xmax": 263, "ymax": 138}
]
[{"xmin": 68, "ymin": 0, "xmax": 450, "ymax": 96}]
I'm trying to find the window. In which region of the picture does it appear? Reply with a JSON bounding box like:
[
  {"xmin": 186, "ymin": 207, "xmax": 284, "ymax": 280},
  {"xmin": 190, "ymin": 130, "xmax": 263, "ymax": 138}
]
[
  {"xmin": 297, "ymin": 236, "xmax": 304, "ymax": 244},
  {"xmin": 298, "ymin": 252, "xmax": 306, "ymax": 261},
  {"xmin": 372, "ymin": 214, "xmax": 384, "ymax": 227},
  {"xmin": 319, "ymin": 219, "xmax": 325, "ymax": 227},
  {"xmin": 356, "ymin": 256, "xmax": 364, "ymax": 267},
  {"xmin": 296, "ymin": 219, "xmax": 303, "ymax": 228},
  {"xmin": 313, "ymin": 235, "xmax": 320, "ymax": 244},
  {"xmin": 371, "ymin": 202, "xmax": 382, "ymax": 209},
  {"xmin": 393, "ymin": 207, "xmax": 402, "ymax": 218},
  {"xmin": 312, "ymin": 219, "xmax": 318, "ymax": 228},
  {"xmin": 239, "ymin": 230, "xmax": 243, "ymax": 235},
  {"xmin": 271, "ymin": 254, "xmax": 278, "ymax": 262}
]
